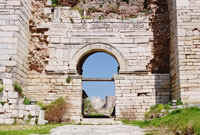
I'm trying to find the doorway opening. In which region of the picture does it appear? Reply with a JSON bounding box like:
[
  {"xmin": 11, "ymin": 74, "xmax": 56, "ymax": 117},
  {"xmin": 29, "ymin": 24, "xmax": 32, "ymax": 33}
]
[{"xmin": 78, "ymin": 52, "xmax": 119, "ymax": 118}]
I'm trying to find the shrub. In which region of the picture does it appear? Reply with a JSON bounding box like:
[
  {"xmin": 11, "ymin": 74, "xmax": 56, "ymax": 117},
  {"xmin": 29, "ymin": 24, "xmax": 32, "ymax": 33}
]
[
  {"xmin": 0, "ymin": 101, "xmax": 5, "ymax": 106},
  {"xmin": 0, "ymin": 79, "xmax": 3, "ymax": 93},
  {"xmin": 83, "ymin": 98, "xmax": 97, "ymax": 115},
  {"xmin": 13, "ymin": 82, "xmax": 24, "ymax": 97},
  {"xmin": 66, "ymin": 76, "xmax": 72, "ymax": 83},
  {"xmin": 24, "ymin": 97, "xmax": 31, "ymax": 105},
  {"xmin": 51, "ymin": 0, "xmax": 58, "ymax": 7},
  {"xmin": 176, "ymin": 99, "xmax": 183, "ymax": 105},
  {"xmin": 37, "ymin": 101, "xmax": 47, "ymax": 110},
  {"xmin": 0, "ymin": 87, "xmax": 3, "ymax": 93},
  {"xmin": 145, "ymin": 104, "xmax": 171, "ymax": 120},
  {"xmin": 45, "ymin": 97, "xmax": 68, "ymax": 123}
]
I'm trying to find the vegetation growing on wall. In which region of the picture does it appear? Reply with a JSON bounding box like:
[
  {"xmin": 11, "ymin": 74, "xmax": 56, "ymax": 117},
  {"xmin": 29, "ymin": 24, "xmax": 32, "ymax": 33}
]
[
  {"xmin": 53, "ymin": 0, "xmax": 151, "ymax": 19},
  {"xmin": 0, "ymin": 86, "xmax": 3, "ymax": 93},
  {"xmin": 13, "ymin": 82, "xmax": 24, "ymax": 97},
  {"xmin": 0, "ymin": 79, "xmax": 3, "ymax": 93},
  {"xmin": 23, "ymin": 97, "xmax": 32, "ymax": 105},
  {"xmin": 29, "ymin": 0, "xmax": 170, "ymax": 74},
  {"xmin": 45, "ymin": 97, "xmax": 69, "ymax": 123},
  {"xmin": 66, "ymin": 76, "xmax": 72, "ymax": 84}
]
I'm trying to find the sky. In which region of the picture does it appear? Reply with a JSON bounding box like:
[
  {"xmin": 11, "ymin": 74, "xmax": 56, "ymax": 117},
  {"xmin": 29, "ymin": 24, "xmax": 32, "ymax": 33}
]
[{"xmin": 82, "ymin": 52, "xmax": 119, "ymax": 99}]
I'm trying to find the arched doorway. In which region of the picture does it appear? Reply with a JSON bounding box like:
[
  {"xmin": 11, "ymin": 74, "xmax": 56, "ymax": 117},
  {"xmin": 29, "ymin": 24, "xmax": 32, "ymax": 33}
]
[
  {"xmin": 79, "ymin": 52, "xmax": 119, "ymax": 118},
  {"xmin": 72, "ymin": 43, "xmax": 127, "ymax": 119}
]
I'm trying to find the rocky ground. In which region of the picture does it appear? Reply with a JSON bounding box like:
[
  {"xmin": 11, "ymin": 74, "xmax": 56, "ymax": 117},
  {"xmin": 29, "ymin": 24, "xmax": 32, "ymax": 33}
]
[{"xmin": 50, "ymin": 125, "xmax": 145, "ymax": 135}]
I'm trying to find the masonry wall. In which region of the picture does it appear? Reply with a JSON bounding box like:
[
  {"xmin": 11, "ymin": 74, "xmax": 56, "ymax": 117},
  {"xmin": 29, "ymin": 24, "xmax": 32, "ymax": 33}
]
[
  {"xmin": 115, "ymin": 74, "xmax": 170, "ymax": 120},
  {"xmin": 0, "ymin": 0, "xmax": 46, "ymax": 125},
  {"xmin": 169, "ymin": 0, "xmax": 200, "ymax": 103},
  {"xmin": 0, "ymin": 0, "xmax": 31, "ymax": 89},
  {"xmin": 26, "ymin": 73, "xmax": 82, "ymax": 121},
  {"xmin": 24, "ymin": 7, "xmax": 171, "ymax": 121}
]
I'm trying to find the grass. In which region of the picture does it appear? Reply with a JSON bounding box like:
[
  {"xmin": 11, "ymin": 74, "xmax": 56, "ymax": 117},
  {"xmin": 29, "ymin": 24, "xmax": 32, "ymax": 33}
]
[
  {"xmin": 84, "ymin": 113, "xmax": 109, "ymax": 118},
  {"xmin": 123, "ymin": 107, "xmax": 200, "ymax": 135},
  {"xmin": 0, "ymin": 123, "xmax": 67, "ymax": 135}
]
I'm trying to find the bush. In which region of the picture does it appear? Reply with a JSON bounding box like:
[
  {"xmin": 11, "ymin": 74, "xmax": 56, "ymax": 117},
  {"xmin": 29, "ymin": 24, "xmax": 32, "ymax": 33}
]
[
  {"xmin": 37, "ymin": 101, "xmax": 47, "ymax": 110},
  {"xmin": 0, "ymin": 79, "xmax": 3, "ymax": 93},
  {"xmin": 145, "ymin": 104, "xmax": 171, "ymax": 120},
  {"xmin": 176, "ymin": 99, "xmax": 183, "ymax": 105},
  {"xmin": 51, "ymin": 0, "xmax": 58, "ymax": 7},
  {"xmin": 13, "ymin": 82, "xmax": 24, "ymax": 97},
  {"xmin": 45, "ymin": 97, "xmax": 68, "ymax": 123},
  {"xmin": 0, "ymin": 87, "xmax": 3, "ymax": 93},
  {"xmin": 24, "ymin": 97, "xmax": 31, "ymax": 105},
  {"xmin": 66, "ymin": 76, "xmax": 72, "ymax": 83},
  {"xmin": 83, "ymin": 98, "xmax": 97, "ymax": 115}
]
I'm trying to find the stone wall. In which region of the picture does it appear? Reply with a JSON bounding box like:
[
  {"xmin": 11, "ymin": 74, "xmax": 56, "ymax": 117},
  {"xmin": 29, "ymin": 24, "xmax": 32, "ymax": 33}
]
[
  {"xmin": 24, "ymin": 7, "xmax": 171, "ymax": 121},
  {"xmin": 115, "ymin": 73, "xmax": 170, "ymax": 120},
  {"xmin": 0, "ymin": 0, "xmax": 188, "ymax": 122},
  {"xmin": 168, "ymin": 0, "xmax": 200, "ymax": 104},
  {"xmin": 0, "ymin": 0, "xmax": 31, "ymax": 91},
  {"xmin": 26, "ymin": 73, "xmax": 82, "ymax": 121},
  {"xmin": 0, "ymin": 0, "xmax": 47, "ymax": 125}
]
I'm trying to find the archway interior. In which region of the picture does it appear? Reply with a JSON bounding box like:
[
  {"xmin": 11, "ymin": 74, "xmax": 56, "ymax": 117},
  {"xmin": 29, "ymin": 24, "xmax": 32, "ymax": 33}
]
[{"xmin": 79, "ymin": 52, "xmax": 119, "ymax": 118}]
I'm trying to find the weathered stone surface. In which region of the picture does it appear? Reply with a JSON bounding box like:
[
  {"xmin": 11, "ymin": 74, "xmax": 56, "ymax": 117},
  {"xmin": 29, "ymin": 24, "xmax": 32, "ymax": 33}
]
[
  {"xmin": 38, "ymin": 110, "xmax": 48, "ymax": 125},
  {"xmin": 0, "ymin": 0, "xmax": 200, "ymax": 124}
]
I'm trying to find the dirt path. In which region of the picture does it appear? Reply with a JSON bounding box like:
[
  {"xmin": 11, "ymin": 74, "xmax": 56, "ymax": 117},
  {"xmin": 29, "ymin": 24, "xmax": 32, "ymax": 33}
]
[{"xmin": 50, "ymin": 125, "xmax": 145, "ymax": 135}]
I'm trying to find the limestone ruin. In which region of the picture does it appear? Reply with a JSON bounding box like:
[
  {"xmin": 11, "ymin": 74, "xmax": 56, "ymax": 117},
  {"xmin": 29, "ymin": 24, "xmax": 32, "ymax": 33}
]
[{"xmin": 0, "ymin": 0, "xmax": 200, "ymax": 123}]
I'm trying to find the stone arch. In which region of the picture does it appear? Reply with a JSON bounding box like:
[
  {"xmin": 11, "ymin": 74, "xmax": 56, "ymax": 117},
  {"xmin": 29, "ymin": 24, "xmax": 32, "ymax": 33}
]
[{"xmin": 71, "ymin": 43, "xmax": 127, "ymax": 74}]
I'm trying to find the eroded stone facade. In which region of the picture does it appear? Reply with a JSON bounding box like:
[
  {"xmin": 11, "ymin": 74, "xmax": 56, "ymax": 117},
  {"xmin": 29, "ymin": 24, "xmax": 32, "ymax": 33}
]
[
  {"xmin": 0, "ymin": 0, "xmax": 199, "ymax": 122},
  {"xmin": 168, "ymin": 0, "xmax": 200, "ymax": 103}
]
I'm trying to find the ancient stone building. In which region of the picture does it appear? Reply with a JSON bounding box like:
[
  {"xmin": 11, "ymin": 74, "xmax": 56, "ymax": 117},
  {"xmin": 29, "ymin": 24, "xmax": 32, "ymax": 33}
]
[{"xmin": 0, "ymin": 0, "xmax": 200, "ymax": 122}]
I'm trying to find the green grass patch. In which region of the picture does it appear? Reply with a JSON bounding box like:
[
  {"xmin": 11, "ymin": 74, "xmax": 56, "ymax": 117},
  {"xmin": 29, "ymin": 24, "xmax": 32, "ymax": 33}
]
[
  {"xmin": 0, "ymin": 123, "xmax": 67, "ymax": 135},
  {"xmin": 88, "ymin": 113, "xmax": 106, "ymax": 117},
  {"xmin": 123, "ymin": 107, "xmax": 200, "ymax": 135},
  {"xmin": 122, "ymin": 119, "xmax": 150, "ymax": 128}
]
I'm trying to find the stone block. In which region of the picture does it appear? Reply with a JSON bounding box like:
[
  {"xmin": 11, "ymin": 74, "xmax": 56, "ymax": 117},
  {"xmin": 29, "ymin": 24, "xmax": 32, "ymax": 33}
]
[
  {"xmin": 8, "ymin": 99, "xmax": 18, "ymax": 104},
  {"xmin": 0, "ymin": 106, "xmax": 3, "ymax": 113},
  {"xmin": 11, "ymin": 110, "xmax": 18, "ymax": 117},
  {"xmin": 4, "ymin": 118, "xmax": 15, "ymax": 125},
  {"xmin": 38, "ymin": 110, "xmax": 48, "ymax": 125},
  {"xmin": 30, "ymin": 117, "xmax": 36, "ymax": 125},
  {"xmin": 0, "ymin": 119, "xmax": 4, "ymax": 124},
  {"xmin": 30, "ymin": 110, "xmax": 36, "ymax": 116},
  {"xmin": 18, "ymin": 110, "xmax": 24, "ymax": 118},
  {"xmin": 3, "ymin": 103, "xmax": 9, "ymax": 112},
  {"xmin": 7, "ymin": 91, "xmax": 18, "ymax": 99}
]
